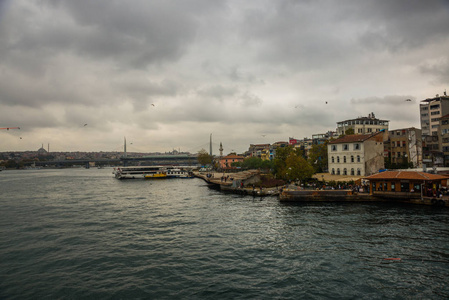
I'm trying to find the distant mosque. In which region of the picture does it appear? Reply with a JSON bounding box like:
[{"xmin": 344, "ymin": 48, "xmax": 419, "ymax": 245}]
[{"xmin": 37, "ymin": 143, "xmax": 49, "ymax": 155}]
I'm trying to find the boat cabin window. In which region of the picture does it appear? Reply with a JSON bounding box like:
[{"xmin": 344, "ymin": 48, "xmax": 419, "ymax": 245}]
[{"xmin": 391, "ymin": 182, "xmax": 395, "ymax": 191}]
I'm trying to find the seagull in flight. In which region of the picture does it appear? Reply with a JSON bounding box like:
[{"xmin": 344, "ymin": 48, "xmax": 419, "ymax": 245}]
[
  {"xmin": 84, "ymin": 124, "xmax": 88, "ymax": 126},
  {"xmin": 405, "ymin": 99, "xmax": 412, "ymax": 102}
]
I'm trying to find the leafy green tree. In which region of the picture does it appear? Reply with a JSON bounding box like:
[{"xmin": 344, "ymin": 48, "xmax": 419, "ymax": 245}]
[
  {"xmin": 284, "ymin": 153, "xmax": 314, "ymax": 182},
  {"xmin": 273, "ymin": 145, "xmax": 313, "ymax": 181},
  {"xmin": 308, "ymin": 142, "xmax": 328, "ymax": 173},
  {"xmin": 273, "ymin": 146, "xmax": 302, "ymax": 175},
  {"xmin": 345, "ymin": 128, "xmax": 355, "ymax": 135},
  {"xmin": 197, "ymin": 149, "xmax": 213, "ymax": 166}
]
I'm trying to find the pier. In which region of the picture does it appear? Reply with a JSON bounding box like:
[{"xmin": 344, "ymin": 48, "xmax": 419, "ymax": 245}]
[{"xmin": 193, "ymin": 170, "xmax": 280, "ymax": 196}]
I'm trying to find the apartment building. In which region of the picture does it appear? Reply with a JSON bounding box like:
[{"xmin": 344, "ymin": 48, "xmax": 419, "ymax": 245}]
[
  {"xmin": 328, "ymin": 132, "xmax": 385, "ymax": 176},
  {"xmin": 439, "ymin": 114, "xmax": 449, "ymax": 166},
  {"xmin": 420, "ymin": 92, "xmax": 449, "ymax": 136},
  {"xmin": 420, "ymin": 92, "xmax": 449, "ymax": 167},
  {"xmin": 336, "ymin": 112, "xmax": 389, "ymax": 136},
  {"xmin": 387, "ymin": 127, "xmax": 422, "ymax": 168}
]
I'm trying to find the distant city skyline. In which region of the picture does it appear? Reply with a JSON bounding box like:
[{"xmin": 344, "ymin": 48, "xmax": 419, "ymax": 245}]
[{"xmin": 1, "ymin": 1, "xmax": 448, "ymax": 153}]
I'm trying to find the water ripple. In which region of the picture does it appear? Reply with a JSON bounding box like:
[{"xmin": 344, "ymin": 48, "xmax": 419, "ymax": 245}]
[{"xmin": 1, "ymin": 169, "xmax": 449, "ymax": 299}]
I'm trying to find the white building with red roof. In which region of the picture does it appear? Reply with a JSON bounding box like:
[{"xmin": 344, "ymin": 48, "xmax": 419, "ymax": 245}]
[{"xmin": 328, "ymin": 132, "xmax": 385, "ymax": 176}]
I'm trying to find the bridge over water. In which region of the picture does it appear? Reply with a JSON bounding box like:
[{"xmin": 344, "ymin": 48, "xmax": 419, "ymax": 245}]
[{"xmin": 32, "ymin": 154, "xmax": 199, "ymax": 167}]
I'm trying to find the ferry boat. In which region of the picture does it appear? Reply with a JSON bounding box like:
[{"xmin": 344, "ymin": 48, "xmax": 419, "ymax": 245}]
[
  {"xmin": 166, "ymin": 168, "xmax": 194, "ymax": 178},
  {"xmin": 114, "ymin": 166, "xmax": 194, "ymax": 179},
  {"xmin": 114, "ymin": 166, "xmax": 166, "ymax": 179}
]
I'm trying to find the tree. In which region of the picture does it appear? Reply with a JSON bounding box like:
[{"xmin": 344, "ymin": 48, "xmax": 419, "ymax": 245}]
[
  {"xmin": 197, "ymin": 149, "xmax": 212, "ymax": 166},
  {"xmin": 284, "ymin": 153, "xmax": 314, "ymax": 182},
  {"xmin": 345, "ymin": 128, "xmax": 355, "ymax": 135},
  {"xmin": 273, "ymin": 146, "xmax": 303, "ymax": 176},
  {"xmin": 308, "ymin": 142, "xmax": 328, "ymax": 173},
  {"xmin": 273, "ymin": 145, "xmax": 313, "ymax": 181}
]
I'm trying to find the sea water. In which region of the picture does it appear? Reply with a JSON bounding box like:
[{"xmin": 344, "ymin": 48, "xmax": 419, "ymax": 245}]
[{"xmin": 1, "ymin": 168, "xmax": 448, "ymax": 299}]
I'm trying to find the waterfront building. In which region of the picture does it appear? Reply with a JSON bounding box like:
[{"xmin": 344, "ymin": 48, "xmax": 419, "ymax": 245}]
[
  {"xmin": 336, "ymin": 112, "xmax": 389, "ymax": 136},
  {"xmin": 386, "ymin": 127, "xmax": 422, "ymax": 168},
  {"xmin": 364, "ymin": 170, "xmax": 448, "ymax": 199},
  {"xmin": 219, "ymin": 154, "xmax": 244, "ymax": 169},
  {"xmin": 328, "ymin": 132, "xmax": 384, "ymax": 176}
]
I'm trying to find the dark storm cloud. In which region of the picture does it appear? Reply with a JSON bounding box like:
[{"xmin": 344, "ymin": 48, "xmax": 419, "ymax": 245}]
[{"xmin": 0, "ymin": 0, "xmax": 447, "ymax": 152}]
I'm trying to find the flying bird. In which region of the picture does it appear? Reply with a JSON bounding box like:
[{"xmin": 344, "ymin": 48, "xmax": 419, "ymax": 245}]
[
  {"xmin": 151, "ymin": 103, "xmax": 155, "ymax": 106},
  {"xmin": 405, "ymin": 99, "xmax": 411, "ymax": 102},
  {"xmin": 84, "ymin": 124, "xmax": 88, "ymax": 126},
  {"xmin": 325, "ymin": 101, "xmax": 328, "ymax": 104}
]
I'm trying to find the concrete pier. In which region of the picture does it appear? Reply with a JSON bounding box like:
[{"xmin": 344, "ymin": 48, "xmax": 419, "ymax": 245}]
[{"xmin": 193, "ymin": 170, "xmax": 280, "ymax": 197}]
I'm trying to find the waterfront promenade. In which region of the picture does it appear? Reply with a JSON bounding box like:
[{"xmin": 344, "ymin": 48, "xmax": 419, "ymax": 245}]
[{"xmin": 194, "ymin": 170, "xmax": 449, "ymax": 207}]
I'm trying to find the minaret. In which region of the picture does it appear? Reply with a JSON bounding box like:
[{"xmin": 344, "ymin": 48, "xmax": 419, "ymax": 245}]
[
  {"xmin": 209, "ymin": 133, "xmax": 212, "ymax": 156},
  {"xmin": 219, "ymin": 142, "xmax": 223, "ymax": 157}
]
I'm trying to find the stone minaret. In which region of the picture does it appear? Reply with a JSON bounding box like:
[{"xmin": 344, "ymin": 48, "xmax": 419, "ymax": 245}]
[{"xmin": 219, "ymin": 142, "xmax": 223, "ymax": 157}]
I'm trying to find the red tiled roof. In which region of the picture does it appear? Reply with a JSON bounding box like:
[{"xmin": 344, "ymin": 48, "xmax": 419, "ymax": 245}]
[
  {"xmin": 329, "ymin": 133, "xmax": 379, "ymax": 144},
  {"xmin": 364, "ymin": 171, "xmax": 449, "ymax": 181}
]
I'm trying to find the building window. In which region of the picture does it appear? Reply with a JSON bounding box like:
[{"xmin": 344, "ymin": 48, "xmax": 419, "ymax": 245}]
[
  {"xmin": 343, "ymin": 144, "xmax": 349, "ymax": 151},
  {"xmin": 351, "ymin": 168, "xmax": 354, "ymax": 175},
  {"xmin": 354, "ymin": 144, "xmax": 360, "ymax": 150},
  {"xmin": 343, "ymin": 156, "xmax": 347, "ymax": 163},
  {"xmin": 332, "ymin": 168, "xmax": 335, "ymax": 175},
  {"xmin": 351, "ymin": 155, "xmax": 354, "ymax": 162},
  {"xmin": 391, "ymin": 182, "xmax": 395, "ymax": 191},
  {"xmin": 331, "ymin": 156, "xmax": 334, "ymax": 163},
  {"xmin": 357, "ymin": 169, "xmax": 361, "ymax": 176},
  {"xmin": 337, "ymin": 168, "xmax": 340, "ymax": 175},
  {"xmin": 343, "ymin": 168, "xmax": 347, "ymax": 175},
  {"xmin": 358, "ymin": 128, "xmax": 363, "ymax": 133},
  {"xmin": 337, "ymin": 156, "xmax": 340, "ymax": 163},
  {"xmin": 357, "ymin": 155, "xmax": 360, "ymax": 162},
  {"xmin": 332, "ymin": 145, "xmax": 337, "ymax": 151}
]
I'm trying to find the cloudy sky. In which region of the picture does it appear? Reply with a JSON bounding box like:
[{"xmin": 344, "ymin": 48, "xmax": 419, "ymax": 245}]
[{"xmin": 1, "ymin": 0, "xmax": 448, "ymax": 154}]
